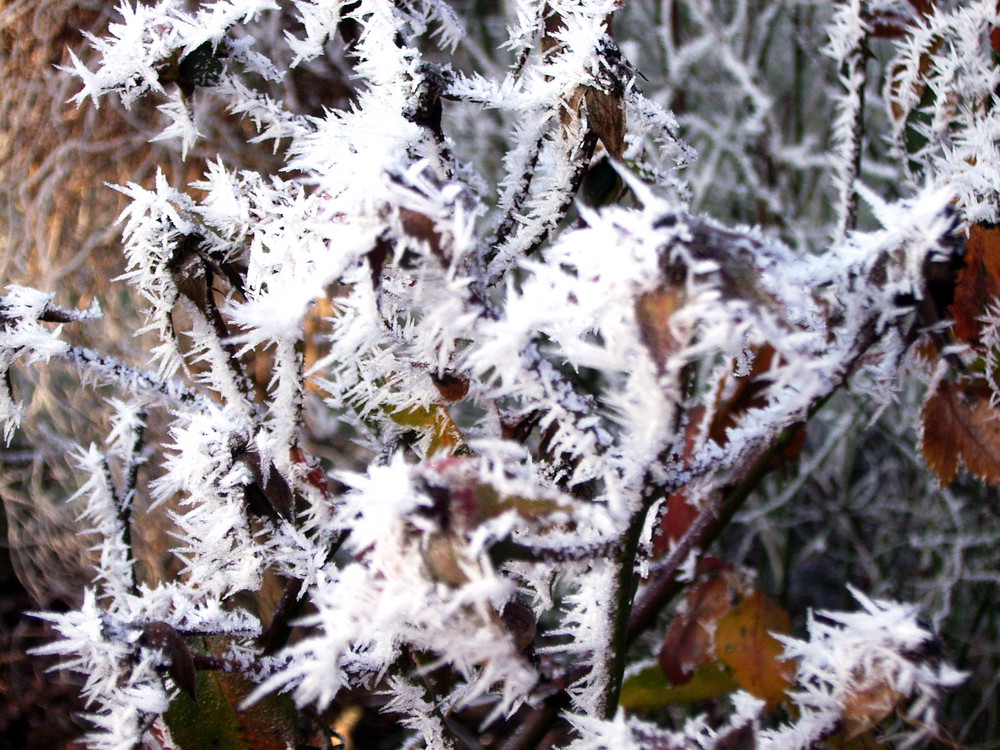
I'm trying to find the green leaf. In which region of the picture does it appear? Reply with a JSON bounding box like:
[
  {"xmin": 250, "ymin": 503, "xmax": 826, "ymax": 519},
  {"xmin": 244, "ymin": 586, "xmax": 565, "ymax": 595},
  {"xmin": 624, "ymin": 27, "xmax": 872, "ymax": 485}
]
[
  {"xmin": 619, "ymin": 664, "xmax": 738, "ymax": 712},
  {"xmin": 163, "ymin": 645, "xmax": 300, "ymax": 750}
]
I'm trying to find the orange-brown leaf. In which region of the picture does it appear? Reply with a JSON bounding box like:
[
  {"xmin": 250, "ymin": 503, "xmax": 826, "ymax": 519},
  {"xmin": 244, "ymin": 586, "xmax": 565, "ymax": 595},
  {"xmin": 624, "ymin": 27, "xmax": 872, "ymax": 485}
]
[
  {"xmin": 635, "ymin": 285, "xmax": 686, "ymax": 370},
  {"xmin": 842, "ymin": 679, "xmax": 905, "ymax": 740},
  {"xmin": 653, "ymin": 404, "xmax": 705, "ymax": 556},
  {"xmin": 949, "ymin": 223, "xmax": 1000, "ymax": 347},
  {"xmin": 713, "ymin": 592, "xmax": 794, "ymax": 710},
  {"xmin": 920, "ymin": 379, "xmax": 1000, "ymax": 485},
  {"xmin": 658, "ymin": 572, "xmax": 741, "ymax": 684}
]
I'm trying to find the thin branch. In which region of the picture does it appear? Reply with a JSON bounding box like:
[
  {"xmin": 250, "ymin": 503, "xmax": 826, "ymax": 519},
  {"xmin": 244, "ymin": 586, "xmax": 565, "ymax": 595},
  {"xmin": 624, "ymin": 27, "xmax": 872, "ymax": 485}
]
[
  {"xmin": 59, "ymin": 345, "xmax": 206, "ymax": 408},
  {"xmin": 98, "ymin": 452, "xmax": 139, "ymax": 596},
  {"xmin": 118, "ymin": 410, "xmax": 147, "ymax": 594},
  {"xmin": 599, "ymin": 501, "xmax": 653, "ymax": 718},
  {"xmin": 832, "ymin": 0, "xmax": 871, "ymax": 242}
]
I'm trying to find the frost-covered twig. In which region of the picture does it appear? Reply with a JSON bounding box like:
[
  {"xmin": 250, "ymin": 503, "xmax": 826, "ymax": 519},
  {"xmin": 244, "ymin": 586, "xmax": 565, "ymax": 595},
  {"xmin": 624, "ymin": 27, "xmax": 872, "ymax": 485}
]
[{"xmin": 826, "ymin": 0, "xmax": 871, "ymax": 241}]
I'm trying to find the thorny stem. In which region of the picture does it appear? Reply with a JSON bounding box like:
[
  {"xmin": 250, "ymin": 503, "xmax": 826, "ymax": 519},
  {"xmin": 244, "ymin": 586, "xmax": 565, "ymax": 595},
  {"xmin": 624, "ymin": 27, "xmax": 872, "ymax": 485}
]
[
  {"xmin": 490, "ymin": 535, "xmax": 619, "ymax": 564},
  {"xmin": 186, "ymin": 282, "xmax": 255, "ymax": 407},
  {"xmin": 525, "ymin": 298, "xmax": 898, "ymax": 737},
  {"xmin": 121, "ymin": 412, "xmax": 146, "ymax": 511},
  {"xmin": 488, "ymin": 129, "xmax": 545, "ymax": 262},
  {"xmin": 522, "ymin": 131, "xmax": 598, "ymax": 262},
  {"xmin": 488, "ymin": 129, "xmax": 598, "ymax": 287}
]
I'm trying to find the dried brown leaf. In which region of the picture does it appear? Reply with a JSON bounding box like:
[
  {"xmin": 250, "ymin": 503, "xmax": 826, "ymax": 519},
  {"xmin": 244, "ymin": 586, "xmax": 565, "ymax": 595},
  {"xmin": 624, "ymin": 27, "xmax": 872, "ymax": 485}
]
[
  {"xmin": 842, "ymin": 678, "xmax": 905, "ymax": 740},
  {"xmin": 584, "ymin": 86, "xmax": 626, "ymax": 159},
  {"xmin": 635, "ymin": 285, "xmax": 686, "ymax": 370},
  {"xmin": 920, "ymin": 379, "xmax": 1000, "ymax": 485},
  {"xmin": 948, "ymin": 223, "xmax": 1000, "ymax": 348}
]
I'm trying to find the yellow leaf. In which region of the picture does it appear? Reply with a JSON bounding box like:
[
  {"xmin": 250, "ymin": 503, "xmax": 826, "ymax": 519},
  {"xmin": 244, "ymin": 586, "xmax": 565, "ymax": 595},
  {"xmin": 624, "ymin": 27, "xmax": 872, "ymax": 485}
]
[{"xmin": 388, "ymin": 403, "xmax": 467, "ymax": 457}]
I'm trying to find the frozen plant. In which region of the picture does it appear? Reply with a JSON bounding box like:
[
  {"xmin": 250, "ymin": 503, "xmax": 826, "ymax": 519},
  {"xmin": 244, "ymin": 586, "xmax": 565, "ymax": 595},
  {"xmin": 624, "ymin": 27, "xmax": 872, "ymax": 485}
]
[{"xmin": 6, "ymin": 1, "xmax": 1000, "ymax": 748}]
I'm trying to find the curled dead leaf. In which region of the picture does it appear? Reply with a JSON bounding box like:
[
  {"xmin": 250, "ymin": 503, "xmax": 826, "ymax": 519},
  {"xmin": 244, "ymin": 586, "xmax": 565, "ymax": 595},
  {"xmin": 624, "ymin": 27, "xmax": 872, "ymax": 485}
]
[
  {"xmin": 584, "ymin": 85, "xmax": 626, "ymax": 159},
  {"xmin": 636, "ymin": 285, "xmax": 687, "ymax": 372}
]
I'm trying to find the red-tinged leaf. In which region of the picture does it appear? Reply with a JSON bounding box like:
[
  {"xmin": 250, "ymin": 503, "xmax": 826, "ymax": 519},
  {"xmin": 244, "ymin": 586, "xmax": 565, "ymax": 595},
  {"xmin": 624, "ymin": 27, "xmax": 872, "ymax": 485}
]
[
  {"xmin": 653, "ymin": 346, "xmax": 803, "ymax": 557},
  {"xmin": 949, "ymin": 223, "xmax": 1000, "ymax": 348},
  {"xmin": 708, "ymin": 345, "xmax": 778, "ymax": 445},
  {"xmin": 713, "ymin": 592, "xmax": 794, "ymax": 710},
  {"xmin": 920, "ymin": 379, "xmax": 1000, "ymax": 485},
  {"xmin": 653, "ymin": 404, "xmax": 706, "ymax": 556},
  {"xmin": 654, "ymin": 488, "xmax": 700, "ymax": 555},
  {"xmin": 289, "ymin": 447, "xmax": 332, "ymax": 499},
  {"xmin": 658, "ymin": 571, "xmax": 743, "ymax": 684},
  {"xmin": 708, "ymin": 346, "xmax": 805, "ymax": 464}
]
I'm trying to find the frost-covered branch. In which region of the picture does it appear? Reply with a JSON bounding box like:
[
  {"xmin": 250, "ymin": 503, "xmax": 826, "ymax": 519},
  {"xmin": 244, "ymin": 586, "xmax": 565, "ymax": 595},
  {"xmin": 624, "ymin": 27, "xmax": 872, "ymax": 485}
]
[{"xmin": 9, "ymin": 2, "xmax": 986, "ymax": 749}]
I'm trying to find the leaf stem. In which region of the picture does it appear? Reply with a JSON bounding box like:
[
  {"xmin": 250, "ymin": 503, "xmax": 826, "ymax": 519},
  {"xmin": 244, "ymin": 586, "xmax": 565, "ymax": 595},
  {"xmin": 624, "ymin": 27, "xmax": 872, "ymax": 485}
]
[{"xmin": 599, "ymin": 502, "xmax": 653, "ymax": 718}]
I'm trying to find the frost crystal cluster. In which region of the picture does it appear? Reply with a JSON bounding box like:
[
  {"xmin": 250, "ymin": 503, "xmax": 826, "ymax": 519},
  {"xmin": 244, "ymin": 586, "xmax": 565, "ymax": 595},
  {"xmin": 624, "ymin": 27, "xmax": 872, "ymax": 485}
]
[{"xmin": 9, "ymin": 1, "xmax": 1000, "ymax": 748}]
